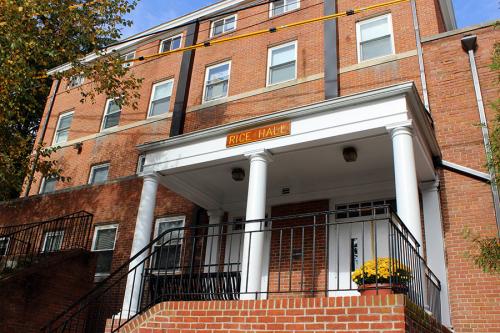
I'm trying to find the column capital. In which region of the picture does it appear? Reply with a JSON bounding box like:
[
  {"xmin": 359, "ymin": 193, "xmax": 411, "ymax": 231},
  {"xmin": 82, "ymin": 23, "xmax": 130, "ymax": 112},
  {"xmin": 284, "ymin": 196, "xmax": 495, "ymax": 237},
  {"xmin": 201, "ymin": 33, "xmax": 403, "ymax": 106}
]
[
  {"xmin": 244, "ymin": 149, "xmax": 274, "ymax": 163},
  {"xmin": 420, "ymin": 179, "xmax": 440, "ymax": 192},
  {"xmin": 142, "ymin": 172, "xmax": 160, "ymax": 183},
  {"xmin": 386, "ymin": 120, "xmax": 413, "ymax": 138}
]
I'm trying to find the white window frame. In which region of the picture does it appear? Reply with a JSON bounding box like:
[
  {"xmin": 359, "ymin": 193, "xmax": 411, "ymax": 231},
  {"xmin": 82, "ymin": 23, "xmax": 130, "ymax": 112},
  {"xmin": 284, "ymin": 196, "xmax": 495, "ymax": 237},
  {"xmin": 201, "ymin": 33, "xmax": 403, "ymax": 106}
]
[
  {"xmin": 152, "ymin": 216, "xmax": 186, "ymax": 274},
  {"xmin": 100, "ymin": 98, "xmax": 122, "ymax": 131},
  {"xmin": 88, "ymin": 163, "xmax": 110, "ymax": 185},
  {"xmin": 41, "ymin": 230, "xmax": 64, "ymax": 253},
  {"xmin": 147, "ymin": 79, "xmax": 174, "ymax": 118},
  {"xmin": 210, "ymin": 14, "xmax": 237, "ymax": 38},
  {"xmin": 202, "ymin": 60, "xmax": 231, "ymax": 103},
  {"xmin": 121, "ymin": 51, "xmax": 136, "ymax": 68},
  {"xmin": 266, "ymin": 40, "xmax": 298, "ymax": 87},
  {"xmin": 0, "ymin": 237, "xmax": 10, "ymax": 256},
  {"xmin": 137, "ymin": 154, "xmax": 146, "ymax": 173},
  {"xmin": 91, "ymin": 224, "xmax": 118, "ymax": 252},
  {"xmin": 52, "ymin": 111, "xmax": 74, "ymax": 145},
  {"xmin": 39, "ymin": 177, "xmax": 57, "ymax": 194},
  {"xmin": 356, "ymin": 13, "xmax": 395, "ymax": 63},
  {"xmin": 269, "ymin": 0, "xmax": 300, "ymax": 18},
  {"xmin": 67, "ymin": 75, "xmax": 84, "ymax": 89},
  {"xmin": 159, "ymin": 34, "xmax": 183, "ymax": 53}
]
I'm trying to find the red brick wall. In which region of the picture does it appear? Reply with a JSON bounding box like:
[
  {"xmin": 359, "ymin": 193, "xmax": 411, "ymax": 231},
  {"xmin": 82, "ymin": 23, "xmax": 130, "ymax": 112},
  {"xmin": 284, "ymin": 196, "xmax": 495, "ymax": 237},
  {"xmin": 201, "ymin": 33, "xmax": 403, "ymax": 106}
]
[
  {"xmin": 0, "ymin": 250, "xmax": 96, "ymax": 333},
  {"xmin": 26, "ymin": 0, "xmax": 447, "ymax": 191},
  {"xmin": 423, "ymin": 25, "xmax": 500, "ymax": 333},
  {"xmin": 109, "ymin": 295, "xmax": 450, "ymax": 333}
]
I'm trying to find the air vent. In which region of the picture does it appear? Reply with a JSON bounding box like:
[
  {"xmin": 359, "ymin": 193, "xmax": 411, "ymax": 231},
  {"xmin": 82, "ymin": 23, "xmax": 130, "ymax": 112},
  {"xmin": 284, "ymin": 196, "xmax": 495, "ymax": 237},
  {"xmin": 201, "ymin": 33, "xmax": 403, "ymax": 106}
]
[{"xmin": 281, "ymin": 187, "xmax": 291, "ymax": 195}]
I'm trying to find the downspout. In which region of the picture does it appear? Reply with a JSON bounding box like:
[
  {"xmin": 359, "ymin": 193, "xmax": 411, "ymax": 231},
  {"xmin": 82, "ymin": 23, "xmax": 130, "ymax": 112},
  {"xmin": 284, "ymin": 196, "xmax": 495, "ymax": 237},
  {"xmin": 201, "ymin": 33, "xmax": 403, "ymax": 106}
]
[
  {"xmin": 24, "ymin": 79, "xmax": 61, "ymax": 197},
  {"xmin": 324, "ymin": 0, "xmax": 339, "ymax": 99},
  {"xmin": 461, "ymin": 34, "xmax": 500, "ymax": 234},
  {"xmin": 170, "ymin": 21, "xmax": 199, "ymax": 136},
  {"xmin": 410, "ymin": 0, "xmax": 430, "ymax": 111}
]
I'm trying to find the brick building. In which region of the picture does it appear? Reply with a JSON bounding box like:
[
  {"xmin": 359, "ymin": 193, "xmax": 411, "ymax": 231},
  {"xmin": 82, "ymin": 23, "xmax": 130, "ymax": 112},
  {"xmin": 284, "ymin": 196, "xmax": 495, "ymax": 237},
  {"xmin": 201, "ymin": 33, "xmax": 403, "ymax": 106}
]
[{"xmin": 0, "ymin": 0, "xmax": 499, "ymax": 332}]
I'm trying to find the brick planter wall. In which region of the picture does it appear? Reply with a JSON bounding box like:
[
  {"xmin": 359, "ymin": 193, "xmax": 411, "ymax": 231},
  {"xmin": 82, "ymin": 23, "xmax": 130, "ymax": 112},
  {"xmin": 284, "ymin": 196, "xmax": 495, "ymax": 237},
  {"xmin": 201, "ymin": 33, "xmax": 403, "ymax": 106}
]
[{"xmin": 107, "ymin": 295, "xmax": 450, "ymax": 333}]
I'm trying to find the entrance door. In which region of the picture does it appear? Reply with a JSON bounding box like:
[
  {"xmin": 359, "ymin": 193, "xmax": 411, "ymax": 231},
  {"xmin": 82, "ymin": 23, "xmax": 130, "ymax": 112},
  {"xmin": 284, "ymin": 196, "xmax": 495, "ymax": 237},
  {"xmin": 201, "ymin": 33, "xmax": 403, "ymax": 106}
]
[{"xmin": 328, "ymin": 199, "xmax": 395, "ymax": 296}]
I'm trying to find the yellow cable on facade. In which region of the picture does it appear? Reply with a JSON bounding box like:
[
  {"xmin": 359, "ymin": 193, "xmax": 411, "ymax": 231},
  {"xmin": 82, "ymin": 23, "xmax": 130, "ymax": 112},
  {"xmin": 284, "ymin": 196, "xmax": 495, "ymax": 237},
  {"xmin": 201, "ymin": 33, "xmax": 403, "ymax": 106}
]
[
  {"xmin": 34, "ymin": 0, "xmax": 410, "ymax": 79},
  {"xmin": 129, "ymin": 0, "xmax": 410, "ymax": 64}
]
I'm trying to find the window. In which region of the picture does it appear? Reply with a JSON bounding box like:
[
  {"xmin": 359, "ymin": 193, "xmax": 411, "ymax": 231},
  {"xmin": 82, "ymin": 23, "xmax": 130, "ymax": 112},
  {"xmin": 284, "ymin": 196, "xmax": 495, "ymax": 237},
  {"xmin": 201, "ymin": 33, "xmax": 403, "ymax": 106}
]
[
  {"xmin": 42, "ymin": 230, "xmax": 64, "ymax": 252},
  {"xmin": 211, "ymin": 15, "xmax": 236, "ymax": 37},
  {"xmin": 152, "ymin": 216, "xmax": 185, "ymax": 271},
  {"xmin": 335, "ymin": 199, "xmax": 396, "ymax": 220},
  {"xmin": 101, "ymin": 98, "xmax": 121, "ymax": 130},
  {"xmin": 137, "ymin": 154, "xmax": 146, "ymax": 173},
  {"xmin": 270, "ymin": 0, "xmax": 299, "ymax": 17},
  {"xmin": 89, "ymin": 163, "xmax": 110, "ymax": 184},
  {"xmin": 53, "ymin": 112, "xmax": 74, "ymax": 144},
  {"xmin": 92, "ymin": 224, "xmax": 118, "ymax": 275},
  {"xmin": 0, "ymin": 237, "xmax": 9, "ymax": 256},
  {"xmin": 40, "ymin": 177, "xmax": 57, "ymax": 194},
  {"xmin": 67, "ymin": 75, "xmax": 84, "ymax": 89},
  {"xmin": 121, "ymin": 51, "xmax": 135, "ymax": 68},
  {"xmin": 267, "ymin": 41, "xmax": 297, "ymax": 86},
  {"xmin": 203, "ymin": 61, "xmax": 231, "ymax": 102},
  {"xmin": 148, "ymin": 80, "xmax": 174, "ymax": 117},
  {"xmin": 356, "ymin": 14, "xmax": 394, "ymax": 62},
  {"xmin": 160, "ymin": 35, "xmax": 182, "ymax": 53}
]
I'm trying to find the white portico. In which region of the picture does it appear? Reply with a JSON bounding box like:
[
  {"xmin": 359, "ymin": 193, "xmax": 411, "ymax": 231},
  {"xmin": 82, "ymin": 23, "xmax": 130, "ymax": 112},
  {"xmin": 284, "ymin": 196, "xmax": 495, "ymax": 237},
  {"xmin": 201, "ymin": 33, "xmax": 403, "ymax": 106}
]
[{"xmin": 122, "ymin": 82, "xmax": 450, "ymax": 324}]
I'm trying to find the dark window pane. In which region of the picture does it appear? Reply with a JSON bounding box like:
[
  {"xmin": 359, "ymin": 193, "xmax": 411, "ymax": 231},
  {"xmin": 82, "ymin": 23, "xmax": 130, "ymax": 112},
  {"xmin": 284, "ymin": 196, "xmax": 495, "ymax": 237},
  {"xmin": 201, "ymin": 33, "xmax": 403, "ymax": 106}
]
[{"xmin": 95, "ymin": 250, "xmax": 113, "ymax": 274}]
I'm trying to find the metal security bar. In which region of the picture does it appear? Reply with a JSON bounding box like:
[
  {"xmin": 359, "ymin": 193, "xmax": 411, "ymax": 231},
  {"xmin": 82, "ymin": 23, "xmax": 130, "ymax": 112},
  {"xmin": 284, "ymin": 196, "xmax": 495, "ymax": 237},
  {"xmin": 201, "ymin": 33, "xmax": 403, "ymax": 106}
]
[
  {"xmin": 0, "ymin": 211, "xmax": 93, "ymax": 278},
  {"xmin": 42, "ymin": 206, "xmax": 441, "ymax": 333}
]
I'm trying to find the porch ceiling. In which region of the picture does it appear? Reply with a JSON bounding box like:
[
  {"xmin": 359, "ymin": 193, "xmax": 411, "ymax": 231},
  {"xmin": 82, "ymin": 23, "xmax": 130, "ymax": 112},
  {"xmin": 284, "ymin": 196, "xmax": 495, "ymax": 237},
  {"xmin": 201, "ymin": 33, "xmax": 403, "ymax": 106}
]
[{"xmin": 144, "ymin": 83, "xmax": 440, "ymax": 212}]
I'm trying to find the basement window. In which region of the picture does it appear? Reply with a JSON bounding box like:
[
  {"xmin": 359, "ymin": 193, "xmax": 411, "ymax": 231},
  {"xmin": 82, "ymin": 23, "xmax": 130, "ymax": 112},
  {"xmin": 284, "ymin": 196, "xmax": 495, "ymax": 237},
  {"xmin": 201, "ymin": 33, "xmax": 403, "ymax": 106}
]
[
  {"xmin": 211, "ymin": 15, "xmax": 237, "ymax": 37},
  {"xmin": 152, "ymin": 216, "xmax": 185, "ymax": 272},
  {"xmin": 267, "ymin": 41, "xmax": 297, "ymax": 86},
  {"xmin": 270, "ymin": 0, "xmax": 300, "ymax": 17},
  {"xmin": 356, "ymin": 14, "xmax": 395, "ymax": 62},
  {"xmin": 42, "ymin": 230, "xmax": 64, "ymax": 253},
  {"xmin": 101, "ymin": 98, "xmax": 121, "ymax": 130},
  {"xmin": 148, "ymin": 79, "xmax": 174, "ymax": 117},
  {"xmin": 160, "ymin": 34, "xmax": 182, "ymax": 53},
  {"xmin": 53, "ymin": 111, "xmax": 74, "ymax": 145},
  {"xmin": 203, "ymin": 61, "xmax": 231, "ymax": 102},
  {"xmin": 89, "ymin": 163, "xmax": 110, "ymax": 184},
  {"xmin": 92, "ymin": 224, "xmax": 118, "ymax": 276}
]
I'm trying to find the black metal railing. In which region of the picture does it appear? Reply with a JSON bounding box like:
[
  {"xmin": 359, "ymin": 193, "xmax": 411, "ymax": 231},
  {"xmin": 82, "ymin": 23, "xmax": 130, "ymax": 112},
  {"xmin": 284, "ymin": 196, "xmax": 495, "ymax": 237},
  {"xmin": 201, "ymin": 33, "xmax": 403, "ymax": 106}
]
[
  {"xmin": 42, "ymin": 206, "xmax": 441, "ymax": 333},
  {"xmin": 0, "ymin": 211, "xmax": 93, "ymax": 278}
]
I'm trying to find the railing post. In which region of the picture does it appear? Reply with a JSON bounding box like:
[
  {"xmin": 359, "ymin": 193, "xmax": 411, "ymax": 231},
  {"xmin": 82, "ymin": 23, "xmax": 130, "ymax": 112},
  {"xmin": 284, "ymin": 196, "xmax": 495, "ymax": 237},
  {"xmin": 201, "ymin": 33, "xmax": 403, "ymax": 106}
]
[
  {"xmin": 240, "ymin": 150, "xmax": 272, "ymax": 300},
  {"xmin": 121, "ymin": 173, "xmax": 159, "ymax": 318}
]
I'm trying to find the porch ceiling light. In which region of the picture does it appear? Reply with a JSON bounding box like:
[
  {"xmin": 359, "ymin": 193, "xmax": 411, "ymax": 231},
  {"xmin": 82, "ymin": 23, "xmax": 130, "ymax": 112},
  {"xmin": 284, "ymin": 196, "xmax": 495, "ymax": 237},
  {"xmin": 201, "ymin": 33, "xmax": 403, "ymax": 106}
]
[
  {"xmin": 343, "ymin": 147, "xmax": 357, "ymax": 162},
  {"xmin": 231, "ymin": 167, "xmax": 245, "ymax": 182}
]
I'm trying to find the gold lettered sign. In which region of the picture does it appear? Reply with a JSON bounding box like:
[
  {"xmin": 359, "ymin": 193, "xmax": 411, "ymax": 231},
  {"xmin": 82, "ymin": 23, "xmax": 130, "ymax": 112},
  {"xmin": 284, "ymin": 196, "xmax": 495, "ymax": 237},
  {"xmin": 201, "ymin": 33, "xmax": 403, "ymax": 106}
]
[{"xmin": 226, "ymin": 121, "xmax": 291, "ymax": 148}]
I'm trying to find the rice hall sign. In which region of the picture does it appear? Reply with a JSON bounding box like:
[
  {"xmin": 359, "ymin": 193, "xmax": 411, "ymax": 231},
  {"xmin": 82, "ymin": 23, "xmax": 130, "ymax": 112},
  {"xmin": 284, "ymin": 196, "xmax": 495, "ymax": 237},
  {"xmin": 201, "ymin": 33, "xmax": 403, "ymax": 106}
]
[{"xmin": 226, "ymin": 121, "xmax": 291, "ymax": 147}]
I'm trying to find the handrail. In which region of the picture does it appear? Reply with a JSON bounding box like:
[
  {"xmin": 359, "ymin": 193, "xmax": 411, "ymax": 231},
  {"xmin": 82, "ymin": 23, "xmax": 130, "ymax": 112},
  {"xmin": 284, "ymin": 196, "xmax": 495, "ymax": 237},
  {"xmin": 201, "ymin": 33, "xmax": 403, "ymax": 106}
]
[
  {"xmin": 0, "ymin": 211, "xmax": 94, "ymax": 278},
  {"xmin": 42, "ymin": 205, "xmax": 440, "ymax": 333}
]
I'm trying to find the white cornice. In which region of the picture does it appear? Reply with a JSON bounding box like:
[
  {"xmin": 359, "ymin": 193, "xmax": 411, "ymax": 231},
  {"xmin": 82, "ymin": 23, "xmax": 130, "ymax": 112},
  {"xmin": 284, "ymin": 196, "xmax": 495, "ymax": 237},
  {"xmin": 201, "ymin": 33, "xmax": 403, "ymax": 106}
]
[{"xmin": 47, "ymin": 0, "xmax": 248, "ymax": 75}]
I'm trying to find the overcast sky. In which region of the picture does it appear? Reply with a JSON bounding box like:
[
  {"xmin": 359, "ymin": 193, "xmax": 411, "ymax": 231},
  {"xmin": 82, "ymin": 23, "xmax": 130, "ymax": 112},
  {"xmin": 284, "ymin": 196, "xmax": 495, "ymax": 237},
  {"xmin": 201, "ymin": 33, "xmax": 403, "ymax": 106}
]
[{"xmin": 122, "ymin": 0, "xmax": 499, "ymax": 38}]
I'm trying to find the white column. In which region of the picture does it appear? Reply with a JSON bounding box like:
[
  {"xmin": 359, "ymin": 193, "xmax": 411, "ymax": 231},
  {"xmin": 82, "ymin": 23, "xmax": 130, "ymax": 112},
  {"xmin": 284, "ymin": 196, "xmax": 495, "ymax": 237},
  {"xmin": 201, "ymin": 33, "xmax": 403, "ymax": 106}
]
[
  {"xmin": 204, "ymin": 210, "xmax": 224, "ymax": 273},
  {"xmin": 240, "ymin": 149, "xmax": 272, "ymax": 300},
  {"xmin": 389, "ymin": 125, "xmax": 423, "ymax": 247},
  {"xmin": 421, "ymin": 180, "xmax": 451, "ymax": 327},
  {"xmin": 121, "ymin": 173, "xmax": 159, "ymax": 317}
]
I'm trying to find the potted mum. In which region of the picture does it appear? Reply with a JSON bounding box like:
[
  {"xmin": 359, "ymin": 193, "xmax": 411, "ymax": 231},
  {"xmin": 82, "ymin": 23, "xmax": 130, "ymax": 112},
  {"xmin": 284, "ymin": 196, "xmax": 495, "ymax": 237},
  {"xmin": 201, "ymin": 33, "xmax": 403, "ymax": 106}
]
[{"xmin": 352, "ymin": 258, "xmax": 411, "ymax": 296}]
